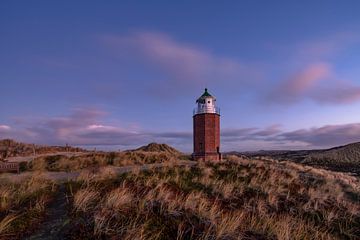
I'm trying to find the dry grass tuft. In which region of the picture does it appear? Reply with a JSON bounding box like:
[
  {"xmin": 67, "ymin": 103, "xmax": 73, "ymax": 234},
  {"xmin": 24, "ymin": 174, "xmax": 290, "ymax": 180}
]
[
  {"xmin": 0, "ymin": 173, "xmax": 57, "ymax": 239},
  {"xmin": 104, "ymin": 187, "xmax": 134, "ymax": 210},
  {"xmin": 0, "ymin": 214, "xmax": 19, "ymax": 236},
  {"xmin": 74, "ymin": 188, "xmax": 100, "ymax": 212}
]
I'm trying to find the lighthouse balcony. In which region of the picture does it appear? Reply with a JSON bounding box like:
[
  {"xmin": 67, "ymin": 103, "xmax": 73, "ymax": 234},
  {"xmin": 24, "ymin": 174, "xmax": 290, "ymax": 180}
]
[{"xmin": 193, "ymin": 106, "xmax": 220, "ymax": 115}]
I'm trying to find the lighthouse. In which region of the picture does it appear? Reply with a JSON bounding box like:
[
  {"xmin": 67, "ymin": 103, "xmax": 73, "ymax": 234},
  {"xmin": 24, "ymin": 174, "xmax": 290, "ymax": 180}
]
[{"xmin": 193, "ymin": 88, "xmax": 221, "ymax": 161}]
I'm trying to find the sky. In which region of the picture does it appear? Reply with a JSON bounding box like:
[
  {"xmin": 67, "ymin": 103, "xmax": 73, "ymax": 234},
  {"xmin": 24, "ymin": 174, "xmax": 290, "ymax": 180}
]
[{"xmin": 1, "ymin": 1, "xmax": 360, "ymax": 152}]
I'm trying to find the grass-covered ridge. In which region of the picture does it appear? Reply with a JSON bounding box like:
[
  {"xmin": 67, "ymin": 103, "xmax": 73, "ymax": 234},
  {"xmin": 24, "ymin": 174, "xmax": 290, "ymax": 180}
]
[
  {"xmin": 1, "ymin": 155, "xmax": 359, "ymax": 239},
  {"xmin": 64, "ymin": 156, "xmax": 360, "ymax": 239},
  {"xmin": 0, "ymin": 139, "xmax": 85, "ymax": 159},
  {"xmin": 26, "ymin": 150, "xmax": 180, "ymax": 172}
]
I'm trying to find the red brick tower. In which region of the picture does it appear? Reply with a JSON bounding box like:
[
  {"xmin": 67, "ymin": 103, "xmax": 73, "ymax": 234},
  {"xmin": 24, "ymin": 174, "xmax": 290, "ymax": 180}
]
[{"xmin": 193, "ymin": 88, "xmax": 221, "ymax": 161}]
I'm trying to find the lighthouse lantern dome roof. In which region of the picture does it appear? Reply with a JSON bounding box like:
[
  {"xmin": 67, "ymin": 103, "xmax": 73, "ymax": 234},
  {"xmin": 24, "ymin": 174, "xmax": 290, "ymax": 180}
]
[{"xmin": 196, "ymin": 88, "xmax": 216, "ymax": 103}]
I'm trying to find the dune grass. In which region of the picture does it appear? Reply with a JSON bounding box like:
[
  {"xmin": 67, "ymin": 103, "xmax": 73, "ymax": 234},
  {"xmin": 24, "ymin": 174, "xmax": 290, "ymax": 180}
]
[
  {"xmin": 25, "ymin": 151, "xmax": 179, "ymax": 172},
  {"xmin": 61, "ymin": 156, "xmax": 360, "ymax": 239},
  {"xmin": 0, "ymin": 174, "xmax": 57, "ymax": 239},
  {"xmin": 1, "ymin": 154, "xmax": 359, "ymax": 239}
]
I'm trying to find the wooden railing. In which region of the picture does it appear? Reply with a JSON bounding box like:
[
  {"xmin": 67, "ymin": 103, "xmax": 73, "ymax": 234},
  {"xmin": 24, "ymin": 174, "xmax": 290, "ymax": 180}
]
[{"xmin": 0, "ymin": 162, "xmax": 20, "ymax": 174}]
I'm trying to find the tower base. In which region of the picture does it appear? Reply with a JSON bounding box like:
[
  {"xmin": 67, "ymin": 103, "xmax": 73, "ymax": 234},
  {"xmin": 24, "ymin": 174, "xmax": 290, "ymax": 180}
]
[{"xmin": 192, "ymin": 152, "xmax": 222, "ymax": 161}]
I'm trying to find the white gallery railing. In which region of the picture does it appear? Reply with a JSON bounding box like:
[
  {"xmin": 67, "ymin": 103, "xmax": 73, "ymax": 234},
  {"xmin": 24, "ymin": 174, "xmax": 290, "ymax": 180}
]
[{"xmin": 193, "ymin": 106, "xmax": 220, "ymax": 115}]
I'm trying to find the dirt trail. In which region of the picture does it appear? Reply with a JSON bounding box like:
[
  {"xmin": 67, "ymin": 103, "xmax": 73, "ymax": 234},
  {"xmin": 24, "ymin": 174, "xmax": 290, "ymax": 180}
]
[
  {"xmin": 21, "ymin": 160, "xmax": 196, "ymax": 239},
  {"xmin": 25, "ymin": 185, "xmax": 69, "ymax": 240}
]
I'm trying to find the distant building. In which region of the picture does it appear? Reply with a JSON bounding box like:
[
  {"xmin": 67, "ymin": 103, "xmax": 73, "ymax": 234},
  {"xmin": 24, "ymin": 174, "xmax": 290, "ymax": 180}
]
[{"xmin": 193, "ymin": 88, "xmax": 221, "ymax": 161}]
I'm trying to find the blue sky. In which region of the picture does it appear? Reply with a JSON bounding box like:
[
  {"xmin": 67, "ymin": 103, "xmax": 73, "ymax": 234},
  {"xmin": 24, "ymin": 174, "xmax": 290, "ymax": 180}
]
[{"xmin": 1, "ymin": 1, "xmax": 360, "ymax": 152}]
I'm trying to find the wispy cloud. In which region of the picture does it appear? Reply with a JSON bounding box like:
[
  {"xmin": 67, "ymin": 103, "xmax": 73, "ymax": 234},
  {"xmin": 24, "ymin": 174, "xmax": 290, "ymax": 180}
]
[
  {"xmin": 0, "ymin": 125, "xmax": 11, "ymax": 131},
  {"xmin": 221, "ymin": 123, "xmax": 360, "ymax": 149},
  {"xmin": 267, "ymin": 33, "xmax": 360, "ymax": 105},
  {"xmin": 278, "ymin": 123, "xmax": 360, "ymax": 147},
  {"xmin": 101, "ymin": 31, "xmax": 259, "ymax": 94},
  {"xmin": 0, "ymin": 108, "xmax": 192, "ymax": 150},
  {"xmin": 271, "ymin": 68, "xmax": 360, "ymax": 105},
  {"xmin": 222, "ymin": 124, "xmax": 360, "ymax": 151},
  {"xmin": 267, "ymin": 62, "xmax": 331, "ymax": 103},
  {"xmin": 254, "ymin": 124, "xmax": 283, "ymax": 136}
]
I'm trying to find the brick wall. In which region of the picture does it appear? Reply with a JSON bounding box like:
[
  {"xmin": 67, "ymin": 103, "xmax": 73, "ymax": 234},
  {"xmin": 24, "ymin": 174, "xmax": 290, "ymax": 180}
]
[{"xmin": 193, "ymin": 113, "xmax": 220, "ymax": 161}]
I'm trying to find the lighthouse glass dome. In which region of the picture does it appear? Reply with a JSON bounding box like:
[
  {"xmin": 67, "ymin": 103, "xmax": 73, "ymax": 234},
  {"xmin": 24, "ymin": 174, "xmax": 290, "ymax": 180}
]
[{"xmin": 193, "ymin": 88, "xmax": 220, "ymax": 115}]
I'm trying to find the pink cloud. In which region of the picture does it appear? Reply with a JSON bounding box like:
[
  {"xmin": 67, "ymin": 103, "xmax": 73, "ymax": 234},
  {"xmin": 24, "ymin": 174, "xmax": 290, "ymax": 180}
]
[
  {"xmin": 267, "ymin": 61, "xmax": 360, "ymax": 105},
  {"xmin": 285, "ymin": 62, "xmax": 331, "ymax": 94},
  {"xmin": 0, "ymin": 125, "xmax": 11, "ymax": 131},
  {"xmin": 0, "ymin": 125, "xmax": 12, "ymax": 140},
  {"xmin": 267, "ymin": 62, "xmax": 331, "ymax": 103},
  {"xmin": 262, "ymin": 31, "xmax": 360, "ymax": 105}
]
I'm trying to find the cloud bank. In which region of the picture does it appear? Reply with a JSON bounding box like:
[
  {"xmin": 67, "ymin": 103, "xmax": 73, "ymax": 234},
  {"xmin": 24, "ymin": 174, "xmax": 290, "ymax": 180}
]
[{"xmin": 2, "ymin": 109, "xmax": 360, "ymax": 151}]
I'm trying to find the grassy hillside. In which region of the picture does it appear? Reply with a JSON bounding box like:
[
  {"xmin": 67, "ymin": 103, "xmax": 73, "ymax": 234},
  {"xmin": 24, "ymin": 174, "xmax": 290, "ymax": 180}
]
[
  {"xmin": 307, "ymin": 142, "xmax": 360, "ymax": 163},
  {"xmin": 17, "ymin": 143, "xmax": 182, "ymax": 172},
  {"xmin": 131, "ymin": 142, "xmax": 182, "ymax": 155},
  {"xmin": 303, "ymin": 143, "xmax": 360, "ymax": 173},
  {"xmin": 235, "ymin": 142, "xmax": 360, "ymax": 175},
  {"xmin": 1, "ymin": 156, "xmax": 359, "ymax": 239},
  {"xmin": 0, "ymin": 139, "xmax": 85, "ymax": 159},
  {"xmin": 27, "ymin": 150, "xmax": 180, "ymax": 172}
]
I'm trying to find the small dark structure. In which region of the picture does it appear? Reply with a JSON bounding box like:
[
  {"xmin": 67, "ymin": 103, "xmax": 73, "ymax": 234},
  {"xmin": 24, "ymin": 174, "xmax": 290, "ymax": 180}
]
[{"xmin": 0, "ymin": 161, "xmax": 20, "ymax": 174}]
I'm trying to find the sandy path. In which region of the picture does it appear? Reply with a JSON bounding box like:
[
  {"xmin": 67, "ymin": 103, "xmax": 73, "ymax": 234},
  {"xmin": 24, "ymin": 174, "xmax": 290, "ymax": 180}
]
[
  {"xmin": 4, "ymin": 160, "xmax": 196, "ymax": 239},
  {"xmin": 25, "ymin": 185, "xmax": 69, "ymax": 240}
]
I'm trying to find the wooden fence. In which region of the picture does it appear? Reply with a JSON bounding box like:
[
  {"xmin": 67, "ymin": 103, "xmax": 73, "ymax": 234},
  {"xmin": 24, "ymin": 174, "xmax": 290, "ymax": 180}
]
[{"xmin": 0, "ymin": 162, "xmax": 20, "ymax": 173}]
